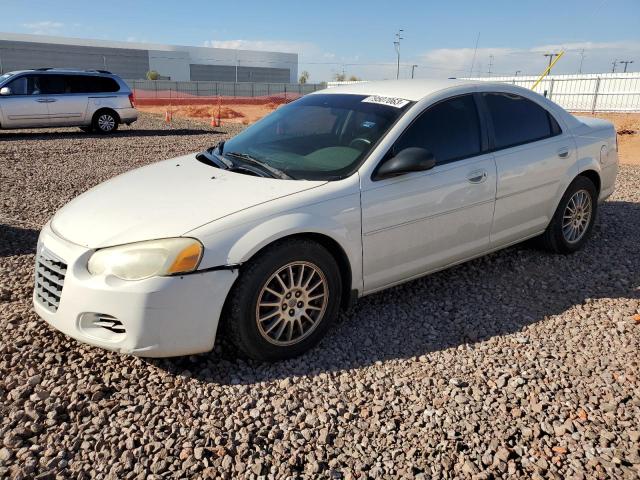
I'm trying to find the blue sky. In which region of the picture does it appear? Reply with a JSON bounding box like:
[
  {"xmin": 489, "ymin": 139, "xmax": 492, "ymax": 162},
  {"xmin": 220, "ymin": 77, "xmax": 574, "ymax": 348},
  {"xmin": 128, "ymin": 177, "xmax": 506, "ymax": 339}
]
[{"xmin": 1, "ymin": 0, "xmax": 639, "ymax": 81}]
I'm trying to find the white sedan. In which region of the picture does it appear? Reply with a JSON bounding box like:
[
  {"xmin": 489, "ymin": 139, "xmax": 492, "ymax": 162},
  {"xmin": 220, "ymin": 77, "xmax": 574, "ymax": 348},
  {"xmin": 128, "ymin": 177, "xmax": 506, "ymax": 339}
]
[{"xmin": 33, "ymin": 79, "xmax": 619, "ymax": 360}]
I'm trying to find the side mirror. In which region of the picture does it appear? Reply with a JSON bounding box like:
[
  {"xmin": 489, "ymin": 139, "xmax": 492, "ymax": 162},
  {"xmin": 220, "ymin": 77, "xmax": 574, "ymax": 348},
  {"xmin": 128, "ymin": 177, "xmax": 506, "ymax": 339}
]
[
  {"xmin": 375, "ymin": 147, "xmax": 436, "ymax": 180},
  {"xmin": 0, "ymin": 87, "xmax": 11, "ymax": 96}
]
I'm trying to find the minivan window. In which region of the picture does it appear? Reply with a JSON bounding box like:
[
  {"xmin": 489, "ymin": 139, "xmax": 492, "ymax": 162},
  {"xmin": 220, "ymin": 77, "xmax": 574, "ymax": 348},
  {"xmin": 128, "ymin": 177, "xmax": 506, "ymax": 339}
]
[
  {"xmin": 66, "ymin": 75, "xmax": 120, "ymax": 93},
  {"xmin": 41, "ymin": 75, "xmax": 65, "ymax": 95},
  {"xmin": 483, "ymin": 92, "xmax": 560, "ymax": 149},
  {"xmin": 394, "ymin": 94, "xmax": 482, "ymax": 164},
  {"xmin": 6, "ymin": 75, "xmax": 43, "ymax": 95}
]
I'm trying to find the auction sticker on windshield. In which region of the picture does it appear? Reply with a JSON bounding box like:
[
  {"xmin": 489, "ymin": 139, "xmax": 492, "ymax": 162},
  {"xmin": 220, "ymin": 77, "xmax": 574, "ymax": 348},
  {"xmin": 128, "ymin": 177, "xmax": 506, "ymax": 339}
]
[{"xmin": 362, "ymin": 95, "xmax": 410, "ymax": 108}]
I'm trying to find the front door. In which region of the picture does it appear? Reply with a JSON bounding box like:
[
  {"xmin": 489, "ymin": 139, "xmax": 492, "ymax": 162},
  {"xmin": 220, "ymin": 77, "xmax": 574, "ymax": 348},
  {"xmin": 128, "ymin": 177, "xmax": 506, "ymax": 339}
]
[
  {"xmin": 0, "ymin": 74, "xmax": 50, "ymax": 128},
  {"xmin": 361, "ymin": 94, "xmax": 497, "ymax": 293}
]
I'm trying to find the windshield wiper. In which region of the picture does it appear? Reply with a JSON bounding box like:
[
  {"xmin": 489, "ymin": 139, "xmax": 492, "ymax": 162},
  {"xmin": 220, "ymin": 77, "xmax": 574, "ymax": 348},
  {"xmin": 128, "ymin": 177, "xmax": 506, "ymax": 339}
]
[
  {"xmin": 225, "ymin": 151, "xmax": 293, "ymax": 180},
  {"xmin": 196, "ymin": 144, "xmax": 233, "ymax": 170}
]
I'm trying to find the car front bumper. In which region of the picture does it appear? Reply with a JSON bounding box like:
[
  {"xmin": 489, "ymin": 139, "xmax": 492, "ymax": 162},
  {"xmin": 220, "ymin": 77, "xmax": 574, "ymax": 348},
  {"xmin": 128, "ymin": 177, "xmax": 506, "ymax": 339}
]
[{"xmin": 33, "ymin": 223, "xmax": 238, "ymax": 357}]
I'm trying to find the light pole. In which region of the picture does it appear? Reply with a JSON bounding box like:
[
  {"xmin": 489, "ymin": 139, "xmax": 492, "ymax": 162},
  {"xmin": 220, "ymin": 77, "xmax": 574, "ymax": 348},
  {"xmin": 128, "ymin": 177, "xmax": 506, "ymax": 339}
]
[
  {"xmin": 411, "ymin": 64, "xmax": 418, "ymax": 79},
  {"xmin": 394, "ymin": 29, "xmax": 404, "ymax": 80},
  {"xmin": 515, "ymin": 70, "xmax": 521, "ymax": 76},
  {"xmin": 611, "ymin": 59, "xmax": 618, "ymax": 73}
]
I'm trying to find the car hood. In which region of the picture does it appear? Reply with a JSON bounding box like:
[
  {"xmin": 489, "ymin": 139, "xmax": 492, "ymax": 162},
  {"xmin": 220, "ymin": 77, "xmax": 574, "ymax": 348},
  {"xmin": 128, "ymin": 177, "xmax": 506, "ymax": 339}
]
[{"xmin": 51, "ymin": 154, "xmax": 326, "ymax": 248}]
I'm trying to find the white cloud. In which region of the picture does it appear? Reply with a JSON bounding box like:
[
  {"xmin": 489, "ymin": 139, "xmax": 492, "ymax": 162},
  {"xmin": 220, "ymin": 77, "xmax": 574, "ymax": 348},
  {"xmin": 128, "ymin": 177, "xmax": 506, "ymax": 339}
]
[
  {"xmin": 203, "ymin": 39, "xmax": 313, "ymax": 55},
  {"xmin": 419, "ymin": 41, "xmax": 640, "ymax": 78},
  {"xmin": 22, "ymin": 21, "xmax": 65, "ymax": 35}
]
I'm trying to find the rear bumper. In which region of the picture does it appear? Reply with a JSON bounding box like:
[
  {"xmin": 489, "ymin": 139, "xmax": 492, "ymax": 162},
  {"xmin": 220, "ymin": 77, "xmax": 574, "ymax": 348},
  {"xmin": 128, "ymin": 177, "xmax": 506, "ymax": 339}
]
[
  {"xmin": 116, "ymin": 107, "xmax": 138, "ymax": 124},
  {"xmin": 33, "ymin": 223, "xmax": 238, "ymax": 357}
]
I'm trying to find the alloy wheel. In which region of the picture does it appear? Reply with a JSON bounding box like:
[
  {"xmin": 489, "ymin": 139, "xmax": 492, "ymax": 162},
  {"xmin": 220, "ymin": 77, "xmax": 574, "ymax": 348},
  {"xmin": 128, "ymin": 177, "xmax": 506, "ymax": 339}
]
[
  {"xmin": 562, "ymin": 189, "xmax": 592, "ymax": 244},
  {"xmin": 255, "ymin": 261, "xmax": 329, "ymax": 346}
]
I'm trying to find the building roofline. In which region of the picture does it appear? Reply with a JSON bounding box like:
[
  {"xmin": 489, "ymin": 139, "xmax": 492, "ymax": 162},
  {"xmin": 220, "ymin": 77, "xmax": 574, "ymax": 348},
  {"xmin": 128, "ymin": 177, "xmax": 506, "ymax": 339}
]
[{"xmin": 0, "ymin": 31, "xmax": 298, "ymax": 58}]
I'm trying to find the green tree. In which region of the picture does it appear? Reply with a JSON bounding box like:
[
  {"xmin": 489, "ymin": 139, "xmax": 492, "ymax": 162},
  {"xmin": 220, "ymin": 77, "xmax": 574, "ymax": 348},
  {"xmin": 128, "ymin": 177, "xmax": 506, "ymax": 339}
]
[
  {"xmin": 299, "ymin": 70, "xmax": 310, "ymax": 84},
  {"xmin": 333, "ymin": 72, "xmax": 347, "ymax": 82},
  {"xmin": 348, "ymin": 75, "xmax": 361, "ymax": 81},
  {"xmin": 146, "ymin": 70, "xmax": 160, "ymax": 80}
]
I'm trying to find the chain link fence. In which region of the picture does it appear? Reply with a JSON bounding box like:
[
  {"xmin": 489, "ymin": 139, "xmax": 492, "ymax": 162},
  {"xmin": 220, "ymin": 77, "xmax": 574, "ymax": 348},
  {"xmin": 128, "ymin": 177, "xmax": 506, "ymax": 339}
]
[{"xmin": 126, "ymin": 80, "xmax": 326, "ymax": 106}]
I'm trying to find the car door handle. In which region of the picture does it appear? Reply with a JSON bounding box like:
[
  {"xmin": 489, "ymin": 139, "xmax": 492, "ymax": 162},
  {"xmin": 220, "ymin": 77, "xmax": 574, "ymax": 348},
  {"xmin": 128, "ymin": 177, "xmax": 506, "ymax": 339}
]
[
  {"xmin": 557, "ymin": 147, "xmax": 570, "ymax": 158},
  {"xmin": 467, "ymin": 170, "xmax": 488, "ymax": 184},
  {"xmin": 35, "ymin": 98, "xmax": 49, "ymax": 103},
  {"xmin": 47, "ymin": 98, "xmax": 57, "ymax": 102}
]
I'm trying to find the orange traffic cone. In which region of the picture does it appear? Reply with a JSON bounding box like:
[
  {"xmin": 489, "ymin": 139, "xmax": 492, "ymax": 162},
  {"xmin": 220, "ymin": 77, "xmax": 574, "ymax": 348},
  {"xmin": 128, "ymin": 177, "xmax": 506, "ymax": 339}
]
[{"xmin": 164, "ymin": 109, "xmax": 172, "ymax": 124}]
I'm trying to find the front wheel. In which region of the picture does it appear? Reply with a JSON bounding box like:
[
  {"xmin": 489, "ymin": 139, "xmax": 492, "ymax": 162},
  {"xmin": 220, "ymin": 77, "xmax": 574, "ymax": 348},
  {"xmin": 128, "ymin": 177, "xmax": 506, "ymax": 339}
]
[
  {"xmin": 541, "ymin": 176, "xmax": 598, "ymax": 253},
  {"xmin": 225, "ymin": 239, "xmax": 343, "ymax": 361}
]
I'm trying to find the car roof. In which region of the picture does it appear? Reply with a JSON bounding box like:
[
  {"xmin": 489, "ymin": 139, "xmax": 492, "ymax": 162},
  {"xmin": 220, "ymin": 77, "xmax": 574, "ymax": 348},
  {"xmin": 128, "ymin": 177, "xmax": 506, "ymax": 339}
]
[{"xmin": 317, "ymin": 79, "xmax": 483, "ymax": 101}]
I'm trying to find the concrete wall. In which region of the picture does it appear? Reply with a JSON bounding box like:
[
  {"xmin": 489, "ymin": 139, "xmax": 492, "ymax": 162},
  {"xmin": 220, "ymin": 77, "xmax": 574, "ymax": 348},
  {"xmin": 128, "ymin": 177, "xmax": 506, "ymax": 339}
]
[
  {"xmin": 189, "ymin": 64, "xmax": 291, "ymax": 83},
  {"xmin": 0, "ymin": 32, "xmax": 298, "ymax": 82},
  {"xmin": 0, "ymin": 39, "xmax": 149, "ymax": 79}
]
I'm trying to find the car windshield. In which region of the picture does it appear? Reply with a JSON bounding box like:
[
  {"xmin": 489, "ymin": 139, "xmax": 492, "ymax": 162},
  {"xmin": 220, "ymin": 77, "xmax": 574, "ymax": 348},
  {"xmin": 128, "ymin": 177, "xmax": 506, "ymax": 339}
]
[{"xmin": 220, "ymin": 93, "xmax": 412, "ymax": 180}]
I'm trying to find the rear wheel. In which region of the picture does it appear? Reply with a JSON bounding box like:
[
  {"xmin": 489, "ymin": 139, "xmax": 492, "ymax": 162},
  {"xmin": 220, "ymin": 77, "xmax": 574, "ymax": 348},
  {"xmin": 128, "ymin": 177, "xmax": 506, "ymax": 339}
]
[
  {"xmin": 92, "ymin": 110, "xmax": 118, "ymax": 134},
  {"xmin": 541, "ymin": 176, "xmax": 597, "ymax": 253},
  {"xmin": 225, "ymin": 239, "xmax": 342, "ymax": 361}
]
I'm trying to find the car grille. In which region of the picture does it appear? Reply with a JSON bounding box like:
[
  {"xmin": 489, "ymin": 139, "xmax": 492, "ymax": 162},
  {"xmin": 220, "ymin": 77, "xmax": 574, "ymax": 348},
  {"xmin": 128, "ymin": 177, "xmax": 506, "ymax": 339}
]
[{"xmin": 35, "ymin": 249, "xmax": 67, "ymax": 312}]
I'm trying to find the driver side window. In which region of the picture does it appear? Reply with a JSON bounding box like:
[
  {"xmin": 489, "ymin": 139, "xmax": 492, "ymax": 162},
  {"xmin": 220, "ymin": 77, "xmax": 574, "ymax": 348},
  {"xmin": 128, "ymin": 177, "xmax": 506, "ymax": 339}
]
[
  {"xmin": 394, "ymin": 94, "xmax": 482, "ymax": 165},
  {"xmin": 6, "ymin": 75, "xmax": 43, "ymax": 95}
]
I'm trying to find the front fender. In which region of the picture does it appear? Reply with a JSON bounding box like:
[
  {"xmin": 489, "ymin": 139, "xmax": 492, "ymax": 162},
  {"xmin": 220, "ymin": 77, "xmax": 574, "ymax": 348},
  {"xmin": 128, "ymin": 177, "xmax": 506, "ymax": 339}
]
[{"xmin": 192, "ymin": 191, "xmax": 363, "ymax": 292}]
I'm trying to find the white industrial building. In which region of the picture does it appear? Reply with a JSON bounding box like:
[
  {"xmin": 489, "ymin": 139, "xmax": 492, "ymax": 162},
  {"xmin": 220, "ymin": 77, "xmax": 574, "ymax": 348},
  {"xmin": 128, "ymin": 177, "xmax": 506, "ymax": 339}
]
[{"xmin": 0, "ymin": 32, "xmax": 298, "ymax": 83}]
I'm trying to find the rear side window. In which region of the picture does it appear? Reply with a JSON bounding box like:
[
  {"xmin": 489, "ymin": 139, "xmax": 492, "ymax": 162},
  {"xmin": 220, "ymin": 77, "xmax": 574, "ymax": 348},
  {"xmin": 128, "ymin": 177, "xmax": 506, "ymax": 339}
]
[
  {"xmin": 483, "ymin": 93, "xmax": 560, "ymax": 149},
  {"xmin": 41, "ymin": 75, "xmax": 65, "ymax": 94},
  {"xmin": 394, "ymin": 94, "xmax": 482, "ymax": 164},
  {"xmin": 64, "ymin": 75, "xmax": 120, "ymax": 93}
]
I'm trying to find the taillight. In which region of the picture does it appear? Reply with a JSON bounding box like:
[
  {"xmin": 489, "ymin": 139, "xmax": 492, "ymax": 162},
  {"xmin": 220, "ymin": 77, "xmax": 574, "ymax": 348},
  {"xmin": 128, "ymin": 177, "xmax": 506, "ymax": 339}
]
[{"xmin": 128, "ymin": 93, "xmax": 135, "ymax": 108}]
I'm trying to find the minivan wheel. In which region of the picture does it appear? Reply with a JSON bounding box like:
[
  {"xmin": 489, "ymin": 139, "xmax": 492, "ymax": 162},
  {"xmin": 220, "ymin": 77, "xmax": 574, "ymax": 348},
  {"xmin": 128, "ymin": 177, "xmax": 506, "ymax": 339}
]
[
  {"xmin": 541, "ymin": 176, "xmax": 598, "ymax": 254},
  {"xmin": 93, "ymin": 111, "xmax": 118, "ymax": 134},
  {"xmin": 225, "ymin": 238, "xmax": 342, "ymax": 361}
]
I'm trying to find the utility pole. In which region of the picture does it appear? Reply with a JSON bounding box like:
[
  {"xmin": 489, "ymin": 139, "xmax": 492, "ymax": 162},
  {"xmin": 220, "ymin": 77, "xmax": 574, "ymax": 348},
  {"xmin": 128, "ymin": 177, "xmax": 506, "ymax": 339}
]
[
  {"xmin": 544, "ymin": 53, "xmax": 560, "ymax": 74},
  {"xmin": 619, "ymin": 60, "xmax": 634, "ymax": 73},
  {"xmin": 611, "ymin": 59, "xmax": 618, "ymax": 73},
  {"xmin": 578, "ymin": 49, "xmax": 585, "ymax": 74},
  {"xmin": 469, "ymin": 32, "xmax": 480, "ymax": 77},
  {"xmin": 515, "ymin": 70, "xmax": 521, "ymax": 76},
  {"xmin": 411, "ymin": 64, "xmax": 418, "ymax": 79},
  {"xmin": 394, "ymin": 29, "xmax": 404, "ymax": 80},
  {"xmin": 487, "ymin": 55, "xmax": 494, "ymax": 76}
]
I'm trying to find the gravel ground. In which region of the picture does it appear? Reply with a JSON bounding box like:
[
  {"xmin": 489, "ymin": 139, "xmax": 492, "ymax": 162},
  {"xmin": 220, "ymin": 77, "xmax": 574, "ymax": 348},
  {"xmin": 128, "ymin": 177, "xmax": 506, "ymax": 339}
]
[{"xmin": 1, "ymin": 113, "xmax": 639, "ymax": 479}]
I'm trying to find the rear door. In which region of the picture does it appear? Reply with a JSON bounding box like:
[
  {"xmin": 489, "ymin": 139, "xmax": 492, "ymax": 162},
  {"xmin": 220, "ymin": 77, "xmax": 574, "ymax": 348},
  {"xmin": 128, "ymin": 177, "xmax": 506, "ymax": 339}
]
[
  {"xmin": 480, "ymin": 91, "xmax": 574, "ymax": 246},
  {"xmin": 360, "ymin": 94, "xmax": 497, "ymax": 292},
  {"xmin": 43, "ymin": 74, "xmax": 90, "ymax": 126},
  {"xmin": 0, "ymin": 74, "xmax": 50, "ymax": 128}
]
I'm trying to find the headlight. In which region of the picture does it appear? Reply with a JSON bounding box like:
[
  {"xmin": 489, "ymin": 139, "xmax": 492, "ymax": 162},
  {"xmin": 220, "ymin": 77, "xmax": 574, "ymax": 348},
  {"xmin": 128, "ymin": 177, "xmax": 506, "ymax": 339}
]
[{"xmin": 87, "ymin": 238, "xmax": 203, "ymax": 280}]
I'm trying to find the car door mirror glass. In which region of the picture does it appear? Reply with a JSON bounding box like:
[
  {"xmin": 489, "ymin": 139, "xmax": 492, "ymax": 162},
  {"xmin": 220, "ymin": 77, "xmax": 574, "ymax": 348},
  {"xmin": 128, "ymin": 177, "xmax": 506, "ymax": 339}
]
[
  {"xmin": 0, "ymin": 87, "xmax": 11, "ymax": 96},
  {"xmin": 375, "ymin": 147, "xmax": 436, "ymax": 180}
]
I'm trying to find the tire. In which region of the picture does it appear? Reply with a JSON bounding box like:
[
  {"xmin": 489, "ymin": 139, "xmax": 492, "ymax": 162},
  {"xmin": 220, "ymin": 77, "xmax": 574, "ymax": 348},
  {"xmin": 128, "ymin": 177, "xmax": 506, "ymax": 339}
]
[
  {"xmin": 225, "ymin": 238, "xmax": 343, "ymax": 361},
  {"xmin": 541, "ymin": 176, "xmax": 598, "ymax": 254},
  {"xmin": 92, "ymin": 110, "xmax": 119, "ymax": 134}
]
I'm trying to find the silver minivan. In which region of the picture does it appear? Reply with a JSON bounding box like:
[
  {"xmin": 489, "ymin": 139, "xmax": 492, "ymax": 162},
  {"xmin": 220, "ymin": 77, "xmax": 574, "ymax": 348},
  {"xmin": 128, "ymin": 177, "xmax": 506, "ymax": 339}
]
[{"xmin": 0, "ymin": 68, "xmax": 138, "ymax": 133}]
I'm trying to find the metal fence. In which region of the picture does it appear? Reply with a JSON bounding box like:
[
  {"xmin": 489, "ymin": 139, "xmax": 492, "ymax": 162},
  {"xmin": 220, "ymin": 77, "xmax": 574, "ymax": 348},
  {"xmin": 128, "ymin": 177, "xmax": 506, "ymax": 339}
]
[
  {"xmin": 126, "ymin": 80, "xmax": 325, "ymax": 105},
  {"xmin": 464, "ymin": 72, "xmax": 640, "ymax": 113}
]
